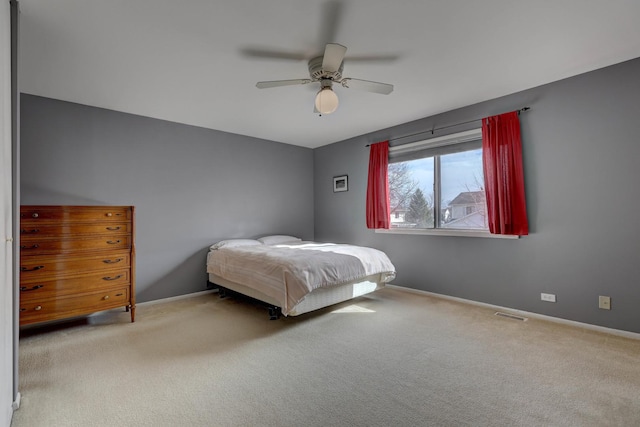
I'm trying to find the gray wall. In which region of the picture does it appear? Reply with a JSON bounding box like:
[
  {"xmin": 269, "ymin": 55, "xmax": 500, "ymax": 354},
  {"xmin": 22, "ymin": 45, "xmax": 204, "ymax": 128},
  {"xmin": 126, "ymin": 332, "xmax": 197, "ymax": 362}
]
[
  {"xmin": 20, "ymin": 94, "xmax": 314, "ymax": 303},
  {"xmin": 314, "ymin": 57, "xmax": 640, "ymax": 334}
]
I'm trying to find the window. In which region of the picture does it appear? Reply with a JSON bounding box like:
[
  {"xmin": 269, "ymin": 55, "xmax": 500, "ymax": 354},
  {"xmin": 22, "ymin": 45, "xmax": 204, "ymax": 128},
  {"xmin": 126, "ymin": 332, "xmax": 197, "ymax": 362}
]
[{"xmin": 387, "ymin": 129, "xmax": 488, "ymax": 232}]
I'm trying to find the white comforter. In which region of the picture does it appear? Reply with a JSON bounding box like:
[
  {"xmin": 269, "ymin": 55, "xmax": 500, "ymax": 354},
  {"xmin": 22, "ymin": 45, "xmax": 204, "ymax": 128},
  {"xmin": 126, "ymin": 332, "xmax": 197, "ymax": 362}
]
[{"xmin": 206, "ymin": 242, "xmax": 396, "ymax": 315}]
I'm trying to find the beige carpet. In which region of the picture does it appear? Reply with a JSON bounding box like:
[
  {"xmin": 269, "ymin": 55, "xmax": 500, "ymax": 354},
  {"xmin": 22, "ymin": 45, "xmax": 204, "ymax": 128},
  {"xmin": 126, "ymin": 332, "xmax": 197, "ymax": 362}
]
[{"xmin": 13, "ymin": 287, "xmax": 640, "ymax": 427}]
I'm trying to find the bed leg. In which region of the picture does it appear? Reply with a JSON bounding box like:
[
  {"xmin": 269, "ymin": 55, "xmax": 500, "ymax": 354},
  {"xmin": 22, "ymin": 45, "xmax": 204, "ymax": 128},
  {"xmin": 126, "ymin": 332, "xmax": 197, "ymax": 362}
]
[{"xmin": 268, "ymin": 306, "xmax": 282, "ymax": 320}]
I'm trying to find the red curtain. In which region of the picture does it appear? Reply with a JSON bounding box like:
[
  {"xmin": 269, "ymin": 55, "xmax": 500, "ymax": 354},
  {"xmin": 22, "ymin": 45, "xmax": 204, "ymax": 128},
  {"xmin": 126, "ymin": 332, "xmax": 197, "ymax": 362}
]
[
  {"xmin": 482, "ymin": 111, "xmax": 529, "ymax": 235},
  {"xmin": 366, "ymin": 141, "xmax": 390, "ymax": 229}
]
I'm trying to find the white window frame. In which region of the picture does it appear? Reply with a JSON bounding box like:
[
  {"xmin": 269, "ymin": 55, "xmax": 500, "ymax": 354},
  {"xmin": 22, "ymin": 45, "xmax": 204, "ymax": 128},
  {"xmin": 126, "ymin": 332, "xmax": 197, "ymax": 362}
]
[{"xmin": 377, "ymin": 129, "xmax": 518, "ymax": 239}]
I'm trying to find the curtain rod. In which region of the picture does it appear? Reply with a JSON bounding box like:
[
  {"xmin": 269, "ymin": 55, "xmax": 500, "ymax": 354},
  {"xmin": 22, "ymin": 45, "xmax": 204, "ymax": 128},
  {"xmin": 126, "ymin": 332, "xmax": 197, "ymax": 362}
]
[{"xmin": 365, "ymin": 107, "xmax": 530, "ymax": 147}]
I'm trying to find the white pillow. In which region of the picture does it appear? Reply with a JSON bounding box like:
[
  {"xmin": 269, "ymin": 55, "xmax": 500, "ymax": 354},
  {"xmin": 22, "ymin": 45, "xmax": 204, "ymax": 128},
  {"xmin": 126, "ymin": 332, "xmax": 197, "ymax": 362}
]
[
  {"xmin": 258, "ymin": 235, "xmax": 302, "ymax": 245},
  {"xmin": 209, "ymin": 239, "xmax": 263, "ymax": 250}
]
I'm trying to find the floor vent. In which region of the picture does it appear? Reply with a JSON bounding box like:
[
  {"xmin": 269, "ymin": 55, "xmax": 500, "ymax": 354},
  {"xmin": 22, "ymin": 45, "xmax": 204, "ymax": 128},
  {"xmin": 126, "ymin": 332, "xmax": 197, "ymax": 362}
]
[{"xmin": 495, "ymin": 312, "xmax": 528, "ymax": 321}]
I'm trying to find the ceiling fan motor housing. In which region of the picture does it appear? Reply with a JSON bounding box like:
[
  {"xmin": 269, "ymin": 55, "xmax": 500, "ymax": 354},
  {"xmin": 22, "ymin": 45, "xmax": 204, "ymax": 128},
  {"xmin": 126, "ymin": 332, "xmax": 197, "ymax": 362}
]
[{"xmin": 308, "ymin": 56, "xmax": 343, "ymax": 81}]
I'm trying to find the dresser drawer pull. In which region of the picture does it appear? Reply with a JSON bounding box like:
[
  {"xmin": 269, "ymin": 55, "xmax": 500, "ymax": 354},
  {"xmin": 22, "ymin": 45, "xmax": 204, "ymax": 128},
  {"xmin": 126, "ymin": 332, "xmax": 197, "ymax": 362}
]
[
  {"xmin": 115, "ymin": 293, "xmax": 124, "ymax": 297},
  {"xmin": 32, "ymin": 213, "xmax": 39, "ymax": 218},
  {"xmin": 20, "ymin": 229, "xmax": 40, "ymax": 234},
  {"xmin": 103, "ymin": 258, "xmax": 123, "ymax": 264},
  {"xmin": 105, "ymin": 212, "xmax": 123, "ymax": 217},
  {"xmin": 102, "ymin": 275, "xmax": 123, "ymax": 281},
  {"xmin": 34, "ymin": 306, "xmax": 42, "ymax": 311},
  {"xmin": 20, "ymin": 308, "xmax": 26, "ymax": 312},
  {"xmin": 106, "ymin": 226, "xmax": 121, "ymax": 231},
  {"xmin": 106, "ymin": 240, "xmax": 121, "ymax": 244},
  {"xmin": 20, "ymin": 244, "xmax": 40, "ymax": 249},
  {"xmin": 20, "ymin": 285, "xmax": 44, "ymax": 292},
  {"xmin": 21, "ymin": 265, "xmax": 44, "ymax": 272},
  {"xmin": 103, "ymin": 295, "xmax": 110, "ymax": 300}
]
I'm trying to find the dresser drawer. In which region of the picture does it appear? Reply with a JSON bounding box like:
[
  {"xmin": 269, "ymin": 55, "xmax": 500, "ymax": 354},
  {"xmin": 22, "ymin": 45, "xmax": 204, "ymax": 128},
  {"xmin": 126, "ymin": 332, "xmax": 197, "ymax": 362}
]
[
  {"xmin": 21, "ymin": 206, "xmax": 132, "ymax": 223},
  {"xmin": 19, "ymin": 287, "xmax": 131, "ymax": 325},
  {"xmin": 20, "ymin": 252, "xmax": 131, "ymax": 282},
  {"xmin": 20, "ymin": 269, "xmax": 130, "ymax": 302},
  {"xmin": 20, "ymin": 235, "xmax": 132, "ymax": 255},
  {"xmin": 20, "ymin": 222, "xmax": 131, "ymax": 237}
]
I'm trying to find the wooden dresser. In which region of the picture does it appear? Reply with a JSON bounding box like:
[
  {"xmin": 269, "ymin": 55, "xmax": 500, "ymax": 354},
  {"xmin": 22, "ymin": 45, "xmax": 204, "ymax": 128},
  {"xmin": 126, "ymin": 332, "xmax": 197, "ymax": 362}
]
[{"xmin": 19, "ymin": 205, "xmax": 136, "ymax": 326}]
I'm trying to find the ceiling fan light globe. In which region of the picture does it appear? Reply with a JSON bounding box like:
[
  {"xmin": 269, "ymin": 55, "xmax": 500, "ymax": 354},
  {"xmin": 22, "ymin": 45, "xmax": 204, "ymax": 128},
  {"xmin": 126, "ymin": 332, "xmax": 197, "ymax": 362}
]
[{"xmin": 315, "ymin": 88, "xmax": 339, "ymax": 114}]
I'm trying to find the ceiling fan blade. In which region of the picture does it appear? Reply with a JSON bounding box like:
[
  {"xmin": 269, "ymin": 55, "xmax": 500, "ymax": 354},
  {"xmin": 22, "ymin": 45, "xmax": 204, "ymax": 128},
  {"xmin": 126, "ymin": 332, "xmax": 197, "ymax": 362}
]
[
  {"xmin": 343, "ymin": 54, "xmax": 400, "ymax": 63},
  {"xmin": 256, "ymin": 79, "xmax": 312, "ymax": 89},
  {"xmin": 322, "ymin": 43, "xmax": 347, "ymax": 72},
  {"xmin": 341, "ymin": 78, "xmax": 394, "ymax": 95},
  {"xmin": 319, "ymin": 0, "xmax": 344, "ymax": 46},
  {"xmin": 241, "ymin": 47, "xmax": 308, "ymax": 61}
]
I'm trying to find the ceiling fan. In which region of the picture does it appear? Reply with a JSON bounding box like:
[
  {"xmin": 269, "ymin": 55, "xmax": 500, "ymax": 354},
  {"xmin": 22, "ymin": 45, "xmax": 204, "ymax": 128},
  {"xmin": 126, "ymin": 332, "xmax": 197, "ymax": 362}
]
[{"xmin": 255, "ymin": 43, "xmax": 394, "ymax": 115}]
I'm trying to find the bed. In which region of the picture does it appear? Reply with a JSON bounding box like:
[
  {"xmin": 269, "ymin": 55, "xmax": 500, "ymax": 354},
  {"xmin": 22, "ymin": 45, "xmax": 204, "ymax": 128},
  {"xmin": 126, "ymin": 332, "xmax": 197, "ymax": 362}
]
[{"xmin": 206, "ymin": 235, "xmax": 396, "ymax": 318}]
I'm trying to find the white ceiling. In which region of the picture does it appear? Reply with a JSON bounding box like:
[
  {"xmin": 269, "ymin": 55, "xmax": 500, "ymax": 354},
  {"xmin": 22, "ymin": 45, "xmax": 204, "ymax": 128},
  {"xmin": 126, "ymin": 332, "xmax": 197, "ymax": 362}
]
[{"xmin": 18, "ymin": 0, "xmax": 640, "ymax": 149}]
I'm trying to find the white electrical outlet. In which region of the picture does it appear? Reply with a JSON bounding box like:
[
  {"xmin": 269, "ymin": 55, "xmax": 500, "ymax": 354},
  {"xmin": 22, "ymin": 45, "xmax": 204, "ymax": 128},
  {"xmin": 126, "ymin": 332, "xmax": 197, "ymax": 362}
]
[
  {"xmin": 599, "ymin": 296, "xmax": 611, "ymax": 310},
  {"xmin": 541, "ymin": 293, "xmax": 556, "ymax": 302}
]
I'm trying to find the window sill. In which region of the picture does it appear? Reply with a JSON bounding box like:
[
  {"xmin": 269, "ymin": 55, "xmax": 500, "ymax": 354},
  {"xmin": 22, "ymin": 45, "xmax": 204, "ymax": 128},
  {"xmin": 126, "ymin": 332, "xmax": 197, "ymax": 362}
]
[{"xmin": 375, "ymin": 228, "xmax": 520, "ymax": 239}]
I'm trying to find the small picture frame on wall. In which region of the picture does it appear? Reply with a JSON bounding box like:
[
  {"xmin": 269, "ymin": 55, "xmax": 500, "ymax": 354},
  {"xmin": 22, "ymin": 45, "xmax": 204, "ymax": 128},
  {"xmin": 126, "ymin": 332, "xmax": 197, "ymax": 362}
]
[{"xmin": 333, "ymin": 175, "xmax": 348, "ymax": 193}]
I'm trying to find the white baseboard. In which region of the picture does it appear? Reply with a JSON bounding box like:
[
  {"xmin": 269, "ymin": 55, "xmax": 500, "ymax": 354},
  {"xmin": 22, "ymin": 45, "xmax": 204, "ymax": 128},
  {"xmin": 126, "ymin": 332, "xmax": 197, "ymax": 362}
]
[
  {"xmin": 12, "ymin": 392, "xmax": 20, "ymax": 410},
  {"xmin": 387, "ymin": 285, "xmax": 640, "ymax": 340},
  {"xmin": 137, "ymin": 289, "xmax": 216, "ymax": 307},
  {"xmin": 72, "ymin": 290, "xmax": 217, "ymax": 322}
]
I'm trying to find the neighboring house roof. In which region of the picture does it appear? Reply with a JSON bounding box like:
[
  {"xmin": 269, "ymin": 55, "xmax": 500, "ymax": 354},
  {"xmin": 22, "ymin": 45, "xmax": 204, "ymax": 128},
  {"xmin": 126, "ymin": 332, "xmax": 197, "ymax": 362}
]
[
  {"xmin": 442, "ymin": 211, "xmax": 487, "ymax": 229},
  {"xmin": 449, "ymin": 191, "xmax": 485, "ymax": 206},
  {"xmin": 390, "ymin": 207, "xmax": 408, "ymax": 213}
]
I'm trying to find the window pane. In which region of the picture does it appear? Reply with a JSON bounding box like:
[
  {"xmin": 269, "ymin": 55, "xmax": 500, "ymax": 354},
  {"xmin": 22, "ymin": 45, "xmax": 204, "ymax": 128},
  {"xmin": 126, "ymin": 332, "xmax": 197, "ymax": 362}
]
[
  {"xmin": 389, "ymin": 158, "xmax": 434, "ymax": 229},
  {"xmin": 387, "ymin": 130, "xmax": 486, "ymax": 233},
  {"xmin": 440, "ymin": 148, "xmax": 487, "ymax": 230}
]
